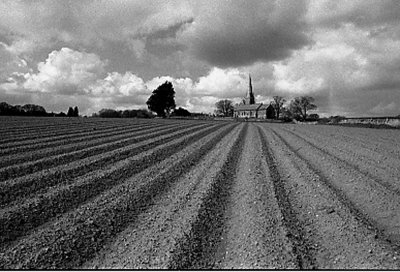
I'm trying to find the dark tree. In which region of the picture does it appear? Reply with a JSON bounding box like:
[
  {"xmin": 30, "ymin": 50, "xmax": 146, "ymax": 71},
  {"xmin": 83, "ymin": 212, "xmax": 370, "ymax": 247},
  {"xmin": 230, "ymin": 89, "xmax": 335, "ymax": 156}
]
[
  {"xmin": 67, "ymin": 107, "xmax": 74, "ymax": 117},
  {"xmin": 146, "ymin": 81, "xmax": 176, "ymax": 118},
  {"xmin": 98, "ymin": 109, "xmax": 120, "ymax": 118},
  {"xmin": 56, "ymin": 112, "xmax": 67, "ymax": 117},
  {"xmin": 73, "ymin": 106, "xmax": 79, "ymax": 117},
  {"xmin": 173, "ymin": 107, "xmax": 191, "ymax": 117},
  {"xmin": 289, "ymin": 96, "xmax": 317, "ymax": 121},
  {"xmin": 307, "ymin": 113, "xmax": 320, "ymax": 121},
  {"xmin": 0, "ymin": 102, "xmax": 49, "ymax": 116},
  {"xmin": 272, "ymin": 96, "xmax": 286, "ymax": 120},
  {"xmin": 215, "ymin": 99, "xmax": 234, "ymax": 117}
]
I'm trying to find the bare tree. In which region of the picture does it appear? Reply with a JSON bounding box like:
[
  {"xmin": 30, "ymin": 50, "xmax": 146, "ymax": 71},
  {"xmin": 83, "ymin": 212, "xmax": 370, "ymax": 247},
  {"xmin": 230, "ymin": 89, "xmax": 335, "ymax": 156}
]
[
  {"xmin": 289, "ymin": 96, "xmax": 317, "ymax": 121},
  {"xmin": 272, "ymin": 96, "xmax": 286, "ymax": 120},
  {"xmin": 215, "ymin": 99, "xmax": 234, "ymax": 117}
]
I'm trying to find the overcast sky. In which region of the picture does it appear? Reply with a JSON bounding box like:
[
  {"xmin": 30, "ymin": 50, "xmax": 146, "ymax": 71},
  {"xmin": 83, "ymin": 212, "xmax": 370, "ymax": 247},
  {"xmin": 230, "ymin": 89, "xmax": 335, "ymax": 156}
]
[{"xmin": 1, "ymin": 0, "xmax": 400, "ymax": 117}]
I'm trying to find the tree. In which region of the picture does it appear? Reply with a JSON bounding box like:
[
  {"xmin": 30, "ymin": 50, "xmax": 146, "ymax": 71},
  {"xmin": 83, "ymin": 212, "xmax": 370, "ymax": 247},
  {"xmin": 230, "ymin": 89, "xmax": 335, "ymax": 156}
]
[
  {"xmin": 146, "ymin": 81, "xmax": 176, "ymax": 118},
  {"xmin": 173, "ymin": 107, "xmax": 191, "ymax": 117},
  {"xmin": 98, "ymin": 109, "xmax": 120, "ymax": 118},
  {"xmin": 67, "ymin": 107, "xmax": 74, "ymax": 117},
  {"xmin": 215, "ymin": 99, "xmax": 234, "ymax": 117},
  {"xmin": 272, "ymin": 96, "xmax": 286, "ymax": 120},
  {"xmin": 289, "ymin": 96, "xmax": 317, "ymax": 121},
  {"xmin": 307, "ymin": 113, "xmax": 320, "ymax": 121},
  {"xmin": 73, "ymin": 106, "xmax": 79, "ymax": 117}
]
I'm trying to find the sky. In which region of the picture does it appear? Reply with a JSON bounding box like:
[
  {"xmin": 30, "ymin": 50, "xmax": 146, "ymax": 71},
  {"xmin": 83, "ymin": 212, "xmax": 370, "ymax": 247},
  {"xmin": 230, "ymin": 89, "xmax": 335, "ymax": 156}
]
[{"xmin": 1, "ymin": 0, "xmax": 400, "ymax": 117}]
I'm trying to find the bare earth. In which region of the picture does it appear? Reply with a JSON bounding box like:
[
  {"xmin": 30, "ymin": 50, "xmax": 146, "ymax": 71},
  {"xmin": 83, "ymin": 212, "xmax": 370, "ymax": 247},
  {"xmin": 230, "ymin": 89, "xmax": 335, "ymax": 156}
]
[{"xmin": 1, "ymin": 116, "xmax": 400, "ymax": 269}]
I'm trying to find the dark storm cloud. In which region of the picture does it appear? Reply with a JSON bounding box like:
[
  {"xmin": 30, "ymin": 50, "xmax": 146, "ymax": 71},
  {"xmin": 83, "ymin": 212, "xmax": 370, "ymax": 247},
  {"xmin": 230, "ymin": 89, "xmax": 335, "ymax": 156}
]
[
  {"xmin": 142, "ymin": 18, "xmax": 193, "ymax": 58},
  {"xmin": 181, "ymin": 0, "xmax": 312, "ymax": 67}
]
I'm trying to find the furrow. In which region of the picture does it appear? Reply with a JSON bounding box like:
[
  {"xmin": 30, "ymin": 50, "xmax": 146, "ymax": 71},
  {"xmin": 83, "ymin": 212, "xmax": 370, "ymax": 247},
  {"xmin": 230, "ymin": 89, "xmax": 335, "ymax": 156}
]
[
  {"xmin": 81, "ymin": 123, "xmax": 244, "ymax": 269},
  {"xmin": 270, "ymin": 127, "xmax": 400, "ymax": 246},
  {"xmin": 0, "ymin": 123, "xmax": 237, "ymax": 269},
  {"xmin": 0, "ymin": 122, "xmax": 170, "ymax": 166},
  {"xmin": 258, "ymin": 124, "xmax": 400, "ymax": 269},
  {"xmin": 0, "ymin": 121, "xmax": 126, "ymax": 144},
  {"xmin": 305, "ymin": 125, "xmax": 400, "ymax": 160},
  {"xmin": 280, "ymin": 127, "xmax": 400, "ymax": 198},
  {"xmin": 0, "ymin": 123, "xmax": 228, "ymax": 246},
  {"xmin": 0, "ymin": 122, "xmax": 200, "ymax": 177},
  {"xmin": 0, "ymin": 123, "xmax": 218, "ymax": 206},
  {"xmin": 168, "ymin": 123, "xmax": 248, "ymax": 269},
  {"xmin": 282, "ymin": 126, "xmax": 400, "ymax": 179},
  {"xmin": 0, "ymin": 121, "xmax": 158, "ymax": 151},
  {"xmin": 256, "ymin": 125, "xmax": 315, "ymax": 269},
  {"xmin": 214, "ymin": 124, "xmax": 298, "ymax": 269}
]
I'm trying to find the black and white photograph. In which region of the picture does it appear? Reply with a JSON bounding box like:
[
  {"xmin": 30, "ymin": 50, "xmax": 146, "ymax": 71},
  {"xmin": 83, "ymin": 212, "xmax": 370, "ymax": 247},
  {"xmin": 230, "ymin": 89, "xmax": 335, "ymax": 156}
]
[{"xmin": 1, "ymin": 0, "xmax": 400, "ymax": 269}]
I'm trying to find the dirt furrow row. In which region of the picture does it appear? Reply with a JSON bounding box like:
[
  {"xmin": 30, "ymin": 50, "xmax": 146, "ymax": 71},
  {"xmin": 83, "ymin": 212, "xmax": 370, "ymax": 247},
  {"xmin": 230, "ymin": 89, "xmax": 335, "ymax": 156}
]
[
  {"xmin": 258, "ymin": 124, "xmax": 400, "ymax": 269},
  {"xmin": 0, "ymin": 120, "xmax": 160, "ymax": 151},
  {"xmin": 215, "ymin": 124, "xmax": 298, "ymax": 269},
  {"xmin": 0, "ymin": 123, "xmax": 220, "ymax": 206},
  {"xmin": 0, "ymin": 122, "xmax": 203, "ymax": 178},
  {"xmin": 286, "ymin": 125, "xmax": 400, "ymax": 163},
  {"xmin": 0, "ymin": 117, "xmax": 108, "ymax": 133},
  {"xmin": 168, "ymin": 124, "xmax": 248, "ymax": 269},
  {"xmin": 0, "ymin": 123, "xmax": 238, "ymax": 269},
  {"xmin": 0, "ymin": 120, "xmax": 129, "ymax": 144},
  {"xmin": 269, "ymin": 126, "xmax": 400, "ymax": 248},
  {"xmin": 0, "ymin": 122, "xmax": 170, "ymax": 166},
  {"xmin": 256, "ymin": 125, "xmax": 315, "ymax": 269},
  {"xmin": 81, "ymin": 124, "xmax": 245, "ymax": 269},
  {"xmin": 0, "ymin": 119, "xmax": 108, "ymax": 136},
  {"xmin": 279, "ymin": 126, "xmax": 400, "ymax": 197},
  {"xmin": 325, "ymin": 124, "xmax": 400, "ymax": 147},
  {"xmin": 0, "ymin": 123, "xmax": 230, "ymax": 247}
]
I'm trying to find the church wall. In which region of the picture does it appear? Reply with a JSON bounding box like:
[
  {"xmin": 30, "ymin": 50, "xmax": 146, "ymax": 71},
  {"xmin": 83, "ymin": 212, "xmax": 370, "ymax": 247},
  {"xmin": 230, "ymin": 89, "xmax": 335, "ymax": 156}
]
[{"xmin": 258, "ymin": 110, "xmax": 266, "ymax": 119}]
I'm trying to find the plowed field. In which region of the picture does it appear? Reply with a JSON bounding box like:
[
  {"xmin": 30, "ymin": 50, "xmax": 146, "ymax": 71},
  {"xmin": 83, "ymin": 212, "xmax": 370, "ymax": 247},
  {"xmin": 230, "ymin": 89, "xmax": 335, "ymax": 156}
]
[{"xmin": 1, "ymin": 116, "xmax": 400, "ymax": 269}]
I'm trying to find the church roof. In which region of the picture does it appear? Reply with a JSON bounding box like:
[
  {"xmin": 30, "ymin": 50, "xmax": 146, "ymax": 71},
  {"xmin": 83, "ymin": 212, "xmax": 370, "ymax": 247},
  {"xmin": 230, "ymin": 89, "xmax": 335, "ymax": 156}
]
[
  {"xmin": 234, "ymin": 103, "xmax": 263, "ymax": 111},
  {"xmin": 259, "ymin": 103, "xmax": 274, "ymax": 110}
]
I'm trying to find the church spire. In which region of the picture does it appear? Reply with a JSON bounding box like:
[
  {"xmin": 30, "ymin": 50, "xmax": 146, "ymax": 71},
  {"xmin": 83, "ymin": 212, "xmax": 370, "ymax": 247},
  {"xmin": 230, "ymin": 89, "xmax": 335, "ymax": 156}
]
[
  {"xmin": 249, "ymin": 74, "xmax": 253, "ymax": 96},
  {"xmin": 247, "ymin": 74, "xmax": 255, "ymax": 104}
]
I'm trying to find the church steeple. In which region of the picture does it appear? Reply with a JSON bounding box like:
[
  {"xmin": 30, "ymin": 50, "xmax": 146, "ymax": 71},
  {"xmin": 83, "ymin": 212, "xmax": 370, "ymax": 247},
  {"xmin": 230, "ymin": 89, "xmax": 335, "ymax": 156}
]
[{"xmin": 246, "ymin": 74, "xmax": 255, "ymax": 104}]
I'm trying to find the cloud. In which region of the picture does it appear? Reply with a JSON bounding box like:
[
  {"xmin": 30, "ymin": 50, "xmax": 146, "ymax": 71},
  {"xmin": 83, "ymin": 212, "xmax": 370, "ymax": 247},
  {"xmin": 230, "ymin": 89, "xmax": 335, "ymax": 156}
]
[
  {"xmin": 193, "ymin": 68, "xmax": 247, "ymax": 98},
  {"xmin": 0, "ymin": 42, "xmax": 29, "ymax": 81},
  {"xmin": 268, "ymin": 21, "xmax": 400, "ymax": 117},
  {"xmin": 89, "ymin": 72, "xmax": 150, "ymax": 109},
  {"xmin": 308, "ymin": 0, "xmax": 400, "ymax": 30},
  {"xmin": 179, "ymin": 0, "xmax": 311, "ymax": 67},
  {"xmin": 1, "ymin": 1, "xmax": 400, "ymax": 117},
  {"xmin": 23, "ymin": 48, "xmax": 106, "ymax": 94}
]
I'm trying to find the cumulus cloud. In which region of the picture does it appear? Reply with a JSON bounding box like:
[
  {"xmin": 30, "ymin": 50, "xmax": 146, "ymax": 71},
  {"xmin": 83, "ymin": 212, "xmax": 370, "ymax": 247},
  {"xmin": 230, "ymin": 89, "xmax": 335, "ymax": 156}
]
[
  {"xmin": 23, "ymin": 48, "xmax": 106, "ymax": 94},
  {"xmin": 269, "ymin": 20, "xmax": 400, "ymax": 117}
]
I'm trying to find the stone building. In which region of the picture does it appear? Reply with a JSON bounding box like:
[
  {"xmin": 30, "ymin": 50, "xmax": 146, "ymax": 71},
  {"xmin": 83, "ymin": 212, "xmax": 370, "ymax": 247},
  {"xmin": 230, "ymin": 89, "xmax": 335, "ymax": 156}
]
[
  {"xmin": 258, "ymin": 103, "xmax": 276, "ymax": 119},
  {"xmin": 233, "ymin": 75, "xmax": 276, "ymax": 119},
  {"xmin": 234, "ymin": 75, "xmax": 263, "ymax": 118}
]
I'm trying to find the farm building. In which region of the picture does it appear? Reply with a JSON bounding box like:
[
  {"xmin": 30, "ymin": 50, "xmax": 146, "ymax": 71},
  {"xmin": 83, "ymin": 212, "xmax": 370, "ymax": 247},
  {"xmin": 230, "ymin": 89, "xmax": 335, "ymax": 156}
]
[{"xmin": 233, "ymin": 75, "xmax": 276, "ymax": 119}]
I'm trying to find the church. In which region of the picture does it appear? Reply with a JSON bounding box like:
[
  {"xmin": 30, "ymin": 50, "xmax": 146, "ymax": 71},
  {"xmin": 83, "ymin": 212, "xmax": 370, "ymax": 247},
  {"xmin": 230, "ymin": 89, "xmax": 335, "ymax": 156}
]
[{"xmin": 233, "ymin": 75, "xmax": 276, "ymax": 119}]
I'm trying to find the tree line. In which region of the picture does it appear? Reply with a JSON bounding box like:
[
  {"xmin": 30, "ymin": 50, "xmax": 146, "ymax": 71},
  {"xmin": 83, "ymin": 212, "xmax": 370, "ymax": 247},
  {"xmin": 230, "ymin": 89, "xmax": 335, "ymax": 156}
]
[
  {"xmin": 1, "ymin": 81, "xmax": 322, "ymax": 121},
  {"xmin": 0, "ymin": 102, "xmax": 79, "ymax": 117},
  {"xmin": 215, "ymin": 96, "xmax": 319, "ymax": 121}
]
